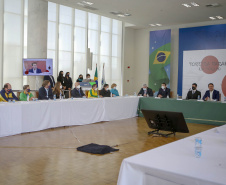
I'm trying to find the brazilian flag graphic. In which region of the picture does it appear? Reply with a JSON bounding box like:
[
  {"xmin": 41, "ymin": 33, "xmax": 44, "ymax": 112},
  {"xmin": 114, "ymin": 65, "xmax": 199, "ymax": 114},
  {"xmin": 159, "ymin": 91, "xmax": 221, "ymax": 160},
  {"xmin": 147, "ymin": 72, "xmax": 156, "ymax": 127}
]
[{"xmin": 149, "ymin": 30, "xmax": 171, "ymax": 92}]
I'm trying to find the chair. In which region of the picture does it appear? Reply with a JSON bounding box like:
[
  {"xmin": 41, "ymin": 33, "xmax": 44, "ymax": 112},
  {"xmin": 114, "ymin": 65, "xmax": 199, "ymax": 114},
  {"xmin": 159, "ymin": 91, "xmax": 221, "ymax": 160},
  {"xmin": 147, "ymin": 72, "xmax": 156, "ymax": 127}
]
[
  {"xmin": 170, "ymin": 91, "xmax": 173, "ymax": 98},
  {"xmin": 85, "ymin": 90, "xmax": 89, "ymax": 97},
  {"xmin": 17, "ymin": 92, "xmax": 21, "ymax": 100},
  {"xmin": 36, "ymin": 91, "xmax": 39, "ymax": 98}
]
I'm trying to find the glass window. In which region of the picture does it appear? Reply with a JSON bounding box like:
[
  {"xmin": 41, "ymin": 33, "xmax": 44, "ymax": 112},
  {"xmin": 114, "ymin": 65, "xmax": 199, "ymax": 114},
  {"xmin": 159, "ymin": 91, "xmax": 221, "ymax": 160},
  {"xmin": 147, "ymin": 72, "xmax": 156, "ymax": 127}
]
[
  {"xmin": 88, "ymin": 30, "xmax": 98, "ymax": 54},
  {"xmin": 59, "ymin": 5, "xmax": 72, "ymax": 25},
  {"xmin": 100, "ymin": 32, "xmax": 110, "ymax": 56},
  {"xmin": 48, "ymin": 22, "xmax": 56, "ymax": 50},
  {"xmin": 59, "ymin": 24, "xmax": 72, "ymax": 51},
  {"xmin": 4, "ymin": 0, "xmax": 21, "ymax": 14},
  {"xmin": 75, "ymin": 9, "xmax": 86, "ymax": 28},
  {"xmin": 48, "ymin": 2, "xmax": 56, "ymax": 21},
  {"xmin": 59, "ymin": 51, "xmax": 72, "ymax": 74},
  {"xmin": 74, "ymin": 27, "xmax": 86, "ymax": 53},
  {"xmin": 101, "ymin": 16, "xmax": 111, "ymax": 33},
  {"xmin": 88, "ymin": 13, "xmax": 98, "ymax": 30}
]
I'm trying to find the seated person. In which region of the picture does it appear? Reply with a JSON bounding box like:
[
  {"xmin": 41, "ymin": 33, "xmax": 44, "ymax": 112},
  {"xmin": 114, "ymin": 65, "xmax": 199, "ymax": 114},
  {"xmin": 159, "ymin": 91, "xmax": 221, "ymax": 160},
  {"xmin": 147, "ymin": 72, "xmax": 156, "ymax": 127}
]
[
  {"xmin": 88, "ymin": 84, "xmax": 98, "ymax": 98},
  {"xmin": 157, "ymin": 83, "xmax": 170, "ymax": 98},
  {"xmin": 53, "ymin": 82, "xmax": 63, "ymax": 99},
  {"xmin": 71, "ymin": 82, "xmax": 85, "ymax": 98},
  {"xmin": 29, "ymin": 62, "xmax": 42, "ymax": 74},
  {"xmin": 76, "ymin": 74, "xmax": 83, "ymax": 82},
  {"xmin": 110, "ymin": 83, "xmax": 119, "ymax": 97},
  {"xmin": 19, "ymin": 85, "xmax": 34, "ymax": 101},
  {"xmin": 138, "ymin": 84, "xmax": 153, "ymax": 97},
  {"xmin": 100, "ymin": 84, "xmax": 111, "ymax": 97},
  {"xmin": 186, "ymin": 83, "xmax": 201, "ymax": 100},
  {"xmin": 38, "ymin": 80, "xmax": 53, "ymax": 100},
  {"xmin": 0, "ymin": 83, "xmax": 19, "ymax": 102},
  {"xmin": 202, "ymin": 83, "xmax": 219, "ymax": 101},
  {"xmin": 83, "ymin": 74, "xmax": 94, "ymax": 82}
]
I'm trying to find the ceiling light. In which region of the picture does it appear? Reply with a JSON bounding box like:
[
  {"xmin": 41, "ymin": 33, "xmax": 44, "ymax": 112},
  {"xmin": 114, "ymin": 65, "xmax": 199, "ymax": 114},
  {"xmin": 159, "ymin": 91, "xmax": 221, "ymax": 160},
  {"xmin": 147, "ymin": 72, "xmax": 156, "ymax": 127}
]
[
  {"xmin": 124, "ymin": 13, "xmax": 131, "ymax": 16},
  {"xmin": 156, "ymin": 24, "xmax": 162, "ymax": 26},
  {"xmin": 209, "ymin": 17, "xmax": 216, "ymax": 20},
  {"xmin": 216, "ymin": 16, "xmax": 223, "ymax": 19},
  {"xmin": 182, "ymin": 4, "xmax": 191, "ymax": 8},
  {"xmin": 191, "ymin": 2, "xmax": 199, "ymax": 6},
  {"xmin": 82, "ymin": 1, "xmax": 93, "ymax": 5},
  {"xmin": 117, "ymin": 14, "xmax": 125, "ymax": 17},
  {"xmin": 149, "ymin": 24, "xmax": 156, "ymax": 26}
]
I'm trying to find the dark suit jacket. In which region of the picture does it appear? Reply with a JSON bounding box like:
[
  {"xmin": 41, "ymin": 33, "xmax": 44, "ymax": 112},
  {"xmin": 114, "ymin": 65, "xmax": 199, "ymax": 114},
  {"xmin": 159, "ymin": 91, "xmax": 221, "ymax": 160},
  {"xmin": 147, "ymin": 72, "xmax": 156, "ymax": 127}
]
[
  {"xmin": 186, "ymin": 90, "xmax": 201, "ymax": 100},
  {"xmin": 38, "ymin": 87, "xmax": 53, "ymax": 100},
  {"xmin": 157, "ymin": 88, "xmax": 170, "ymax": 98},
  {"xmin": 138, "ymin": 88, "xmax": 153, "ymax": 97},
  {"xmin": 29, "ymin": 68, "xmax": 42, "ymax": 73},
  {"xmin": 71, "ymin": 88, "xmax": 85, "ymax": 98},
  {"xmin": 44, "ymin": 75, "xmax": 55, "ymax": 88},
  {"xmin": 64, "ymin": 77, "xmax": 72, "ymax": 90},
  {"xmin": 100, "ymin": 89, "xmax": 111, "ymax": 97},
  {"xmin": 202, "ymin": 90, "xmax": 219, "ymax": 101}
]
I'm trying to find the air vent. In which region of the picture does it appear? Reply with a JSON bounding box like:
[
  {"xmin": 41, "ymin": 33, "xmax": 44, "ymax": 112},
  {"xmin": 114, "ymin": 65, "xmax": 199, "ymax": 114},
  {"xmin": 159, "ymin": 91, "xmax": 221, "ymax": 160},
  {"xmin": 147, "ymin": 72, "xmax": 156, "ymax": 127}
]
[
  {"xmin": 82, "ymin": 6, "xmax": 98, "ymax": 10},
  {"xmin": 206, "ymin": 3, "xmax": 221, "ymax": 7}
]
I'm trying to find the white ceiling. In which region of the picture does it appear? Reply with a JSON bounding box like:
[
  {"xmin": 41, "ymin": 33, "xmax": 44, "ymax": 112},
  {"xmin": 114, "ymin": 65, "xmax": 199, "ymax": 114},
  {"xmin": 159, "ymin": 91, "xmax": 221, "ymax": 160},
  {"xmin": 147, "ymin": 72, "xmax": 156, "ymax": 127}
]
[{"xmin": 47, "ymin": 0, "xmax": 226, "ymax": 29}]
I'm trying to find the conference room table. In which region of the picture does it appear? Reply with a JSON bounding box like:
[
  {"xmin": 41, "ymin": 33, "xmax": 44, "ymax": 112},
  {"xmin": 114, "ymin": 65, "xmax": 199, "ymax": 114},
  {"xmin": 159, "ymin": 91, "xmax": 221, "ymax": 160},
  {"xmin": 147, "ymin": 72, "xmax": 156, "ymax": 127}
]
[
  {"xmin": 117, "ymin": 124, "xmax": 226, "ymax": 185},
  {"xmin": 137, "ymin": 97, "xmax": 226, "ymax": 126},
  {"xmin": 0, "ymin": 96, "xmax": 140, "ymax": 137}
]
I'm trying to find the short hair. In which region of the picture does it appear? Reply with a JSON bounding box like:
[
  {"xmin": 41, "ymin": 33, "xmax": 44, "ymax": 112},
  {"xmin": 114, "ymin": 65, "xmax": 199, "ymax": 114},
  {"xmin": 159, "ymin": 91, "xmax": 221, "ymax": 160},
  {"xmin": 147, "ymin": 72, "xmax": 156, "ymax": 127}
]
[
  {"xmin": 86, "ymin": 74, "xmax": 90, "ymax": 77},
  {"xmin": 79, "ymin": 74, "xmax": 83, "ymax": 77},
  {"xmin": 3, "ymin": 83, "xmax": 8, "ymax": 89},
  {"xmin": 104, "ymin": 84, "xmax": 109, "ymax": 88},
  {"xmin": 208, "ymin": 83, "xmax": 214, "ymax": 87},
  {"xmin": 111, "ymin": 83, "xmax": 117, "ymax": 89},
  {"xmin": 143, "ymin": 84, "xmax": 147, "ymax": 87},
  {"xmin": 162, "ymin": 83, "xmax": 166, "ymax": 86},
  {"xmin": 42, "ymin": 80, "xmax": 50, "ymax": 87},
  {"xmin": 23, "ymin": 85, "xmax": 29, "ymax": 90},
  {"xmin": 32, "ymin": 62, "xmax": 37, "ymax": 66},
  {"xmin": 192, "ymin": 83, "xmax": 197, "ymax": 87},
  {"xmin": 92, "ymin": 84, "xmax": 97, "ymax": 88}
]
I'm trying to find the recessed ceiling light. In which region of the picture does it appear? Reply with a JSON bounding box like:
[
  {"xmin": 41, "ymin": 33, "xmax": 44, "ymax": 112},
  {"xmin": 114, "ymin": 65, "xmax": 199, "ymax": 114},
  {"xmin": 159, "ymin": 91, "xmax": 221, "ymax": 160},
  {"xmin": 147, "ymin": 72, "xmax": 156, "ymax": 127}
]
[
  {"xmin": 191, "ymin": 2, "xmax": 199, "ymax": 6},
  {"xmin": 124, "ymin": 13, "xmax": 131, "ymax": 16},
  {"xmin": 117, "ymin": 14, "xmax": 125, "ymax": 17},
  {"xmin": 209, "ymin": 17, "xmax": 216, "ymax": 20},
  {"xmin": 182, "ymin": 4, "xmax": 191, "ymax": 8},
  {"xmin": 149, "ymin": 24, "xmax": 156, "ymax": 26},
  {"xmin": 82, "ymin": 1, "xmax": 94, "ymax": 5},
  {"xmin": 216, "ymin": 16, "xmax": 223, "ymax": 19},
  {"xmin": 156, "ymin": 24, "xmax": 162, "ymax": 26}
]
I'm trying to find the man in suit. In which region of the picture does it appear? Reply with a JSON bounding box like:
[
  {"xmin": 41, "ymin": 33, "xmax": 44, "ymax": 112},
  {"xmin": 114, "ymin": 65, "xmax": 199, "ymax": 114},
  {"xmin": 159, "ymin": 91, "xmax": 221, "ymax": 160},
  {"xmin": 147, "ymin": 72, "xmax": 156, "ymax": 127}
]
[
  {"xmin": 29, "ymin": 62, "xmax": 42, "ymax": 74},
  {"xmin": 186, "ymin": 83, "xmax": 201, "ymax": 100},
  {"xmin": 71, "ymin": 82, "xmax": 86, "ymax": 98},
  {"xmin": 203, "ymin": 83, "xmax": 220, "ymax": 101},
  {"xmin": 157, "ymin": 83, "xmax": 170, "ymax": 98},
  {"xmin": 44, "ymin": 75, "xmax": 55, "ymax": 88},
  {"xmin": 138, "ymin": 84, "xmax": 153, "ymax": 97},
  {"xmin": 38, "ymin": 80, "xmax": 53, "ymax": 100}
]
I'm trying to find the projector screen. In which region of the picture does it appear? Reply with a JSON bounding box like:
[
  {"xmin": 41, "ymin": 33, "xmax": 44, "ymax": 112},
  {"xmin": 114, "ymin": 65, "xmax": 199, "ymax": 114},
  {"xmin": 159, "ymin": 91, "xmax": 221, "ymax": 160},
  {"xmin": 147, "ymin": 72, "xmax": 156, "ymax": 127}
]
[{"xmin": 23, "ymin": 58, "xmax": 53, "ymax": 76}]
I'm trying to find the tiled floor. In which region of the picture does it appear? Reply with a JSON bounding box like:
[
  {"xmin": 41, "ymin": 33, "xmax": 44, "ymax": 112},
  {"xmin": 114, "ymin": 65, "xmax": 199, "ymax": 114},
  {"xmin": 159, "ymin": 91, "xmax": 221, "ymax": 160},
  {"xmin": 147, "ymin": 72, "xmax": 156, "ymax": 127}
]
[{"xmin": 0, "ymin": 117, "xmax": 216, "ymax": 185}]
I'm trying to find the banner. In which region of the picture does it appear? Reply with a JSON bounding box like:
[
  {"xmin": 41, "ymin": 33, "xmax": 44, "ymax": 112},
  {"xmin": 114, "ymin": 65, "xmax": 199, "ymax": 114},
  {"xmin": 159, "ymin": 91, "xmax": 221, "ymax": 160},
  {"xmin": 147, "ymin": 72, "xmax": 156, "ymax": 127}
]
[
  {"xmin": 183, "ymin": 49, "xmax": 226, "ymax": 99},
  {"xmin": 149, "ymin": 30, "xmax": 171, "ymax": 94}
]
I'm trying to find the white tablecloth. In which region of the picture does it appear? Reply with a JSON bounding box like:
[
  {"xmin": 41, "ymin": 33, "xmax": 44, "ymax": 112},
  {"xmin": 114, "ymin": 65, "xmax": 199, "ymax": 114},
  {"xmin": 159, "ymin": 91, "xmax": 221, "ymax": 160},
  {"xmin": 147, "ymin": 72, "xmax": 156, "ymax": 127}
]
[
  {"xmin": 0, "ymin": 96, "xmax": 140, "ymax": 137},
  {"xmin": 117, "ymin": 125, "xmax": 226, "ymax": 185}
]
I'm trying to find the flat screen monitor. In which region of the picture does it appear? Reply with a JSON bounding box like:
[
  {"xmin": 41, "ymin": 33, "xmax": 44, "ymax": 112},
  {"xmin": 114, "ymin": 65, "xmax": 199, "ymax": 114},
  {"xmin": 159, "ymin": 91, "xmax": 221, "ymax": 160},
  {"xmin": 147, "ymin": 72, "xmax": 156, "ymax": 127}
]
[{"xmin": 23, "ymin": 58, "xmax": 53, "ymax": 76}]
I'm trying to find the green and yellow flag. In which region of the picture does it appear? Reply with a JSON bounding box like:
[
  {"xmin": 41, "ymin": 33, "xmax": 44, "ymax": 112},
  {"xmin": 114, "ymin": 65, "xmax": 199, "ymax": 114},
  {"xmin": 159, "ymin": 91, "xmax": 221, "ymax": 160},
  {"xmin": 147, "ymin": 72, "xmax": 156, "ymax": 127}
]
[{"xmin": 94, "ymin": 64, "xmax": 98, "ymax": 87}]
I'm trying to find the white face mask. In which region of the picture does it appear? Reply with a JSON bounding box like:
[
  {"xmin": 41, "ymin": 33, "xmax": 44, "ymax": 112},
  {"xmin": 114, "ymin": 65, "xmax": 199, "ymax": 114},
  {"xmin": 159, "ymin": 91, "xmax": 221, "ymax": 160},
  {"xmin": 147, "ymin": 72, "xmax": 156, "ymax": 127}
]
[
  {"xmin": 106, "ymin": 88, "xmax": 109, "ymax": 91},
  {"xmin": 95, "ymin": 88, "xmax": 97, "ymax": 91},
  {"xmin": 60, "ymin": 85, "xmax": 62, "ymax": 89},
  {"xmin": 113, "ymin": 87, "xmax": 116, "ymax": 89},
  {"xmin": 87, "ymin": 78, "xmax": 90, "ymax": 80},
  {"xmin": 161, "ymin": 86, "xmax": 165, "ymax": 89},
  {"xmin": 143, "ymin": 88, "xmax": 147, "ymax": 91},
  {"xmin": 77, "ymin": 85, "xmax": 80, "ymax": 89}
]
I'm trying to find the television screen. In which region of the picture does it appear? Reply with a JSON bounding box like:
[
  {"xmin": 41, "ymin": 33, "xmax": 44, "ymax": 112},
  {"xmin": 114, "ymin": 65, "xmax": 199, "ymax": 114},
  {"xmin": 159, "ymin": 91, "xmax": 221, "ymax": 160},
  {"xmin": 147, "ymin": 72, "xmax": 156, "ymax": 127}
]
[{"xmin": 23, "ymin": 58, "xmax": 53, "ymax": 76}]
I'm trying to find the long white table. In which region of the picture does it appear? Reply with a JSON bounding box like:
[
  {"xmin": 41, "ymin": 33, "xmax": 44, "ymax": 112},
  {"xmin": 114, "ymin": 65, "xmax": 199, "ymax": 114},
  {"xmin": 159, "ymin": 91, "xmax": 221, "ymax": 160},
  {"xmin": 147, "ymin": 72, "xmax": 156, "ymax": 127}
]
[
  {"xmin": 117, "ymin": 125, "xmax": 226, "ymax": 185},
  {"xmin": 0, "ymin": 96, "xmax": 140, "ymax": 137}
]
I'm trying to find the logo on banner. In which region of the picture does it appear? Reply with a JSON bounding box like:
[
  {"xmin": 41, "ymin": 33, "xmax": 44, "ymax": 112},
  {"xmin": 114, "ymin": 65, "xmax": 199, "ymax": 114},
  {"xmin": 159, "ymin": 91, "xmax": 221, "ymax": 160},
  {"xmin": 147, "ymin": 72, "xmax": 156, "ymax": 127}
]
[
  {"xmin": 153, "ymin": 51, "xmax": 171, "ymax": 64},
  {"xmin": 201, "ymin": 55, "xmax": 219, "ymax": 74}
]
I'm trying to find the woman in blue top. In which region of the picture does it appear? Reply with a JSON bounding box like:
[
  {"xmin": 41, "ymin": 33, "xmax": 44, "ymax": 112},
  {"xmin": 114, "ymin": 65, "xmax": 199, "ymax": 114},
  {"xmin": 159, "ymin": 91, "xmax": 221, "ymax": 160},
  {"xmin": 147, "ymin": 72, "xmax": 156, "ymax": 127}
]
[{"xmin": 110, "ymin": 83, "xmax": 119, "ymax": 97}]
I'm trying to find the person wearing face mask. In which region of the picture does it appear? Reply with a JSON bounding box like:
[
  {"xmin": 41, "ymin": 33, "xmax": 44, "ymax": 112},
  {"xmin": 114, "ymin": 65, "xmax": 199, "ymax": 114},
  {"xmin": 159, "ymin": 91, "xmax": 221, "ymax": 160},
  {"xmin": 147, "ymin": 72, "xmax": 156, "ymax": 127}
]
[
  {"xmin": 202, "ymin": 83, "xmax": 219, "ymax": 101},
  {"xmin": 100, "ymin": 84, "xmax": 111, "ymax": 98},
  {"xmin": 57, "ymin": 71, "xmax": 66, "ymax": 89},
  {"xmin": 138, "ymin": 84, "xmax": 153, "ymax": 97},
  {"xmin": 157, "ymin": 83, "xmax": 170, "ymax": 98},
  {"xmin": 53, "ymin": 82, "xmax": 63, "ymax": 99},
  {"xmin": 19, "ymin": 85, "xmax": 34, "ymax": 101},
  {"xmin": 186, "ymin": 83, "xmax": 201, "ymax": 100},
  {"xmin": 88, "ymin": 84, "xmax": 98, "ymax": 98},
  {"xmin": 83, "ymin": 74, "xmax": 94, "ymax": 82},
  {"xmin": 76, "ymin": 74, "xmax": 84, "ymax": 82},
  {"xmin": 38, "ymin": 80, "xmax": 53, "ymax": 100},
  {"xmin": 71, "ymin": 82, "xmax": 86, "ymax": 98},
  {"xmin": 0, "ymin": 83, "xmax": 18, "ymax": 102},
  {"xmin": 64, "ymin": 72, "xmax": 72, "ymax": 90},
  {"xmin": 110, "ymin": 83, "xmax": 119, "ymax": 97}
]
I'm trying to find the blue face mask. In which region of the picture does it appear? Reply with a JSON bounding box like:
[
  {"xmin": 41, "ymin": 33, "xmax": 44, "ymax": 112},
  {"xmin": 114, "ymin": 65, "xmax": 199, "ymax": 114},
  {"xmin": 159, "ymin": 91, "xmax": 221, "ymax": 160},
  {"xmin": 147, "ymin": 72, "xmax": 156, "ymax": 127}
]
[
  {"xmin": 8, "ymin": 89, "xmax": 12, "ymax": 93},
  {"xmin": 27, "ymin": 89, "xmax": 31, "ymax": 92}
]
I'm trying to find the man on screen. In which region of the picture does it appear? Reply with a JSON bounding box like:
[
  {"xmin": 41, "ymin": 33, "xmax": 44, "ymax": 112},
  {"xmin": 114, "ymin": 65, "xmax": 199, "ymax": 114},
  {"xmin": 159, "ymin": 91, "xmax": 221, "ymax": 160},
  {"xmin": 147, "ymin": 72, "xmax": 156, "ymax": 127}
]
[
  {"xmin": 29, "ymin": 62, "xmax": 42, "ymax": 74},
  {"xmin": 186, "ymin": 83, "xmax": 201, "ymax": 100},
  {"xmin": 157, "ymin": 83, "xmax": 170, "ymax": 98},
  {"xmin": 202, "ymin": 83, "xmax": 220, "ymax": 101}
]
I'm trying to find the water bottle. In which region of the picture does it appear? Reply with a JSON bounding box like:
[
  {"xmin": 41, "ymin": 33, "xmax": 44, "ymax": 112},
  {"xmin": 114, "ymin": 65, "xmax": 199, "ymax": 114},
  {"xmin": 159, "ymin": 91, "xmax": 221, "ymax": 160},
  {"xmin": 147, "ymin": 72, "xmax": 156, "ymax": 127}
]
[
  {"xmin": 167, "ymin": 95, "xmax": 169, "ymax": 99},
  {"xmin": 147, "ymin": 94, "xmax": 149, "ymax": 97},
  {"xmin": 110, "ymin": 92, "xmax": 112, "ymax": 97},
  {"xmin": 53, "ymin": 94, "xmax": 56, "ymax": 101},
  {"xmin": 177, "ymin": 94, "xmax": 179, "ymax": 100},
  {"xmin": 8, "ymin": 99, "xmax": 11, "ymax": 103},
  {"xmin": 12, "ymin": 99, "xmax": 15, "ymax": 103},
  {"xmin": 60, "ymin": 92, "xmax": 62, "ymax": 100},
  {"xmin": 224, "ymin": 96, "xmax": 226, "ymax": 102},
  {"xmin": 198, "ymin": 95, "xmax": 200, "ymax": 100},
  {"xmin": 134, "ymin": 92, "xmax": 137, "ymax": 96},
  {"xmin": 195, "ymin": 137, "xmax": 202, "ymax": 158},
  {"xmin": 27, "ymin": 94, "xmax": 29, "ymax": 102}
]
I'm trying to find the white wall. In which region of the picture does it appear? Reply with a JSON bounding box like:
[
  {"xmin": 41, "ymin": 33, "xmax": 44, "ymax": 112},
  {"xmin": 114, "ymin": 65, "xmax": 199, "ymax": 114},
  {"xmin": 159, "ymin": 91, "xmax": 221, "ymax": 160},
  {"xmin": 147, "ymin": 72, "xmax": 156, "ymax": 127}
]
[{"xmin": 123, "ymin": 19, "xmax": 226, "ymax": 97}]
